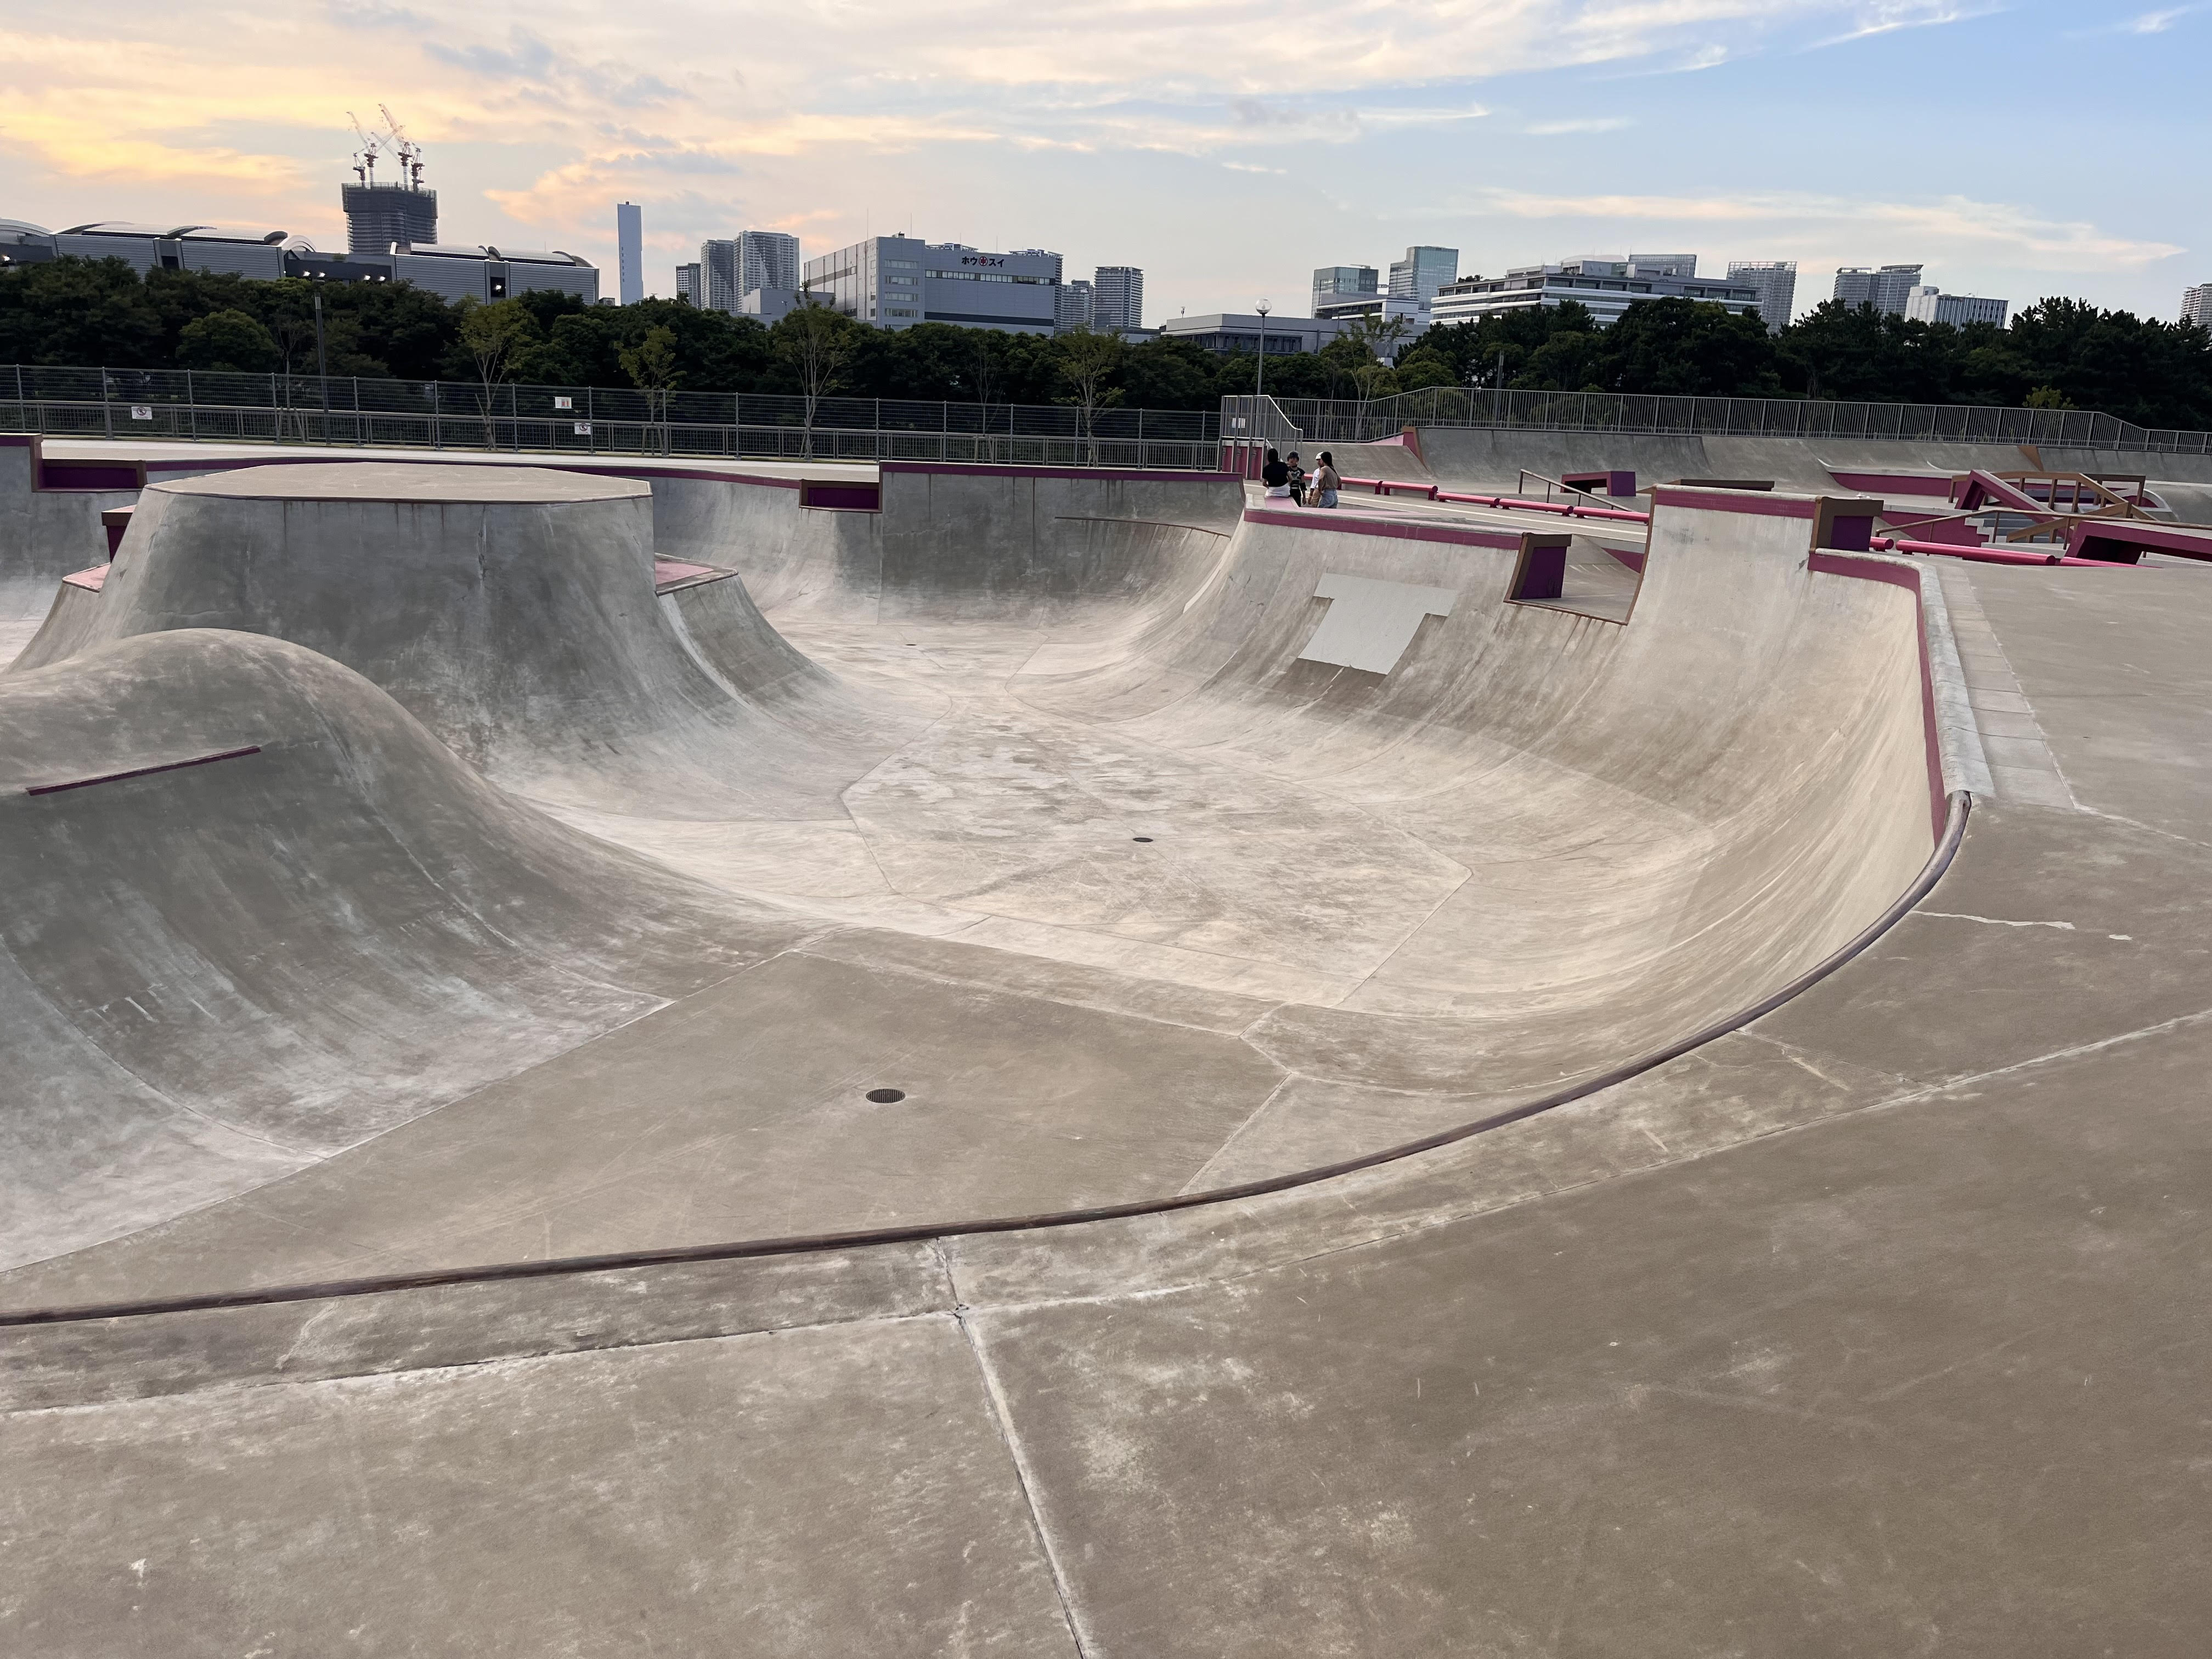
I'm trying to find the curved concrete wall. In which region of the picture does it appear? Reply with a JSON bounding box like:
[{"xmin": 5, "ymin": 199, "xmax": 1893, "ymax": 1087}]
[{"xmin": 0, "ymin": 629, "xmax": 806, "ymax": 1271}]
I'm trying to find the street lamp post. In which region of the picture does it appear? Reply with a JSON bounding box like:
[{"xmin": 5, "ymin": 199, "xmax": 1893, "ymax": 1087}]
[{"xmin": 1255, "ymin": 301, "xmax": 1270, "ymax": 401}]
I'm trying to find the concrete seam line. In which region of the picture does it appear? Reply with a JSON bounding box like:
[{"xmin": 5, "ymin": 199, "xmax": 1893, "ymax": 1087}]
[{"xmin": 0, "ymin": 799, "xmax": 1971, "ymax": 1329}]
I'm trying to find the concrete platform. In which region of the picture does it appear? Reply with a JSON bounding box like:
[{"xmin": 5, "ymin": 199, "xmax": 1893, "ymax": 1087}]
[{"xmin": 0, "ymin": 443, "xmax": 2207, "ymax": 1654}]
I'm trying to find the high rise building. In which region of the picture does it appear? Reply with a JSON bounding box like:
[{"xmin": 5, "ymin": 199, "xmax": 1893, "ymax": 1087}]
[
  {"xmin": 740, "ymin": 229, "xmax": 800, "ymax": 296},
  {"xmin": 1388, "ymin": 246, "xmax": 1459, "ymax": 302},
  {"xmin": 1905, "ymin": 287, "xmax": 2008, "ymax": 328},
  {"xmin": 616, "ymin": 202, "xmax": 643, "ymax": 306},
  {"xmin": 1055, "ymin": 279, "xmax": 1096, "ymax": 332},
  {"xmin": 1833, "ymin": 264, "xmax": 1925, "ymax": 314},
  {"xmin": 699, "ymin": 240, "xmax": 742, "ymax": 312},
  {"xmin": 698, "ymin": 230, "xmax": 802, "ymax": 312},
  {"xmin": 675, "ymin": 262, "xmax": 701, "ymax": 306},
  {"xmin": 342, "ymin": 183, "xmax": 437, "ymax": 255},
  {"xmin": 800, "ymin": 235, "xmax": 1060, "ymax": 334},
  {"xmin": 2183, "ymin": 285, "xmax": 2212, "ymax": 328},
  {"xmin": 1093, "ymin": 265, "xmax": 1144, "ymax": 331},
  {"xmin": 1726, "ymin": 260, "xmax": 1797, "ymax": 332}
]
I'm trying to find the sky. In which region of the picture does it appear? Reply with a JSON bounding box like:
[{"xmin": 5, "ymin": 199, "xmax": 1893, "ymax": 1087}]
[{"xmin": 2, "ymin": 0, "xmax": 2206, "ymax": 326}]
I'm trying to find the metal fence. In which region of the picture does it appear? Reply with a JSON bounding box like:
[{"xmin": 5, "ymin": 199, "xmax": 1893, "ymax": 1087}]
[
  {"xmin": 1266, "ymin": 385, "xmax": 2212, "ymax": 456},
  {"xmin": 0, "ymin": 365, "xmax": 1225, "ymax": 471}
]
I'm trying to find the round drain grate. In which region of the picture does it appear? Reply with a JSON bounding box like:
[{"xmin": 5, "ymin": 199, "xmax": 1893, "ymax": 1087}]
[{"xmin": 865, "ymin": 1087, "xmax": 906, "ymax": 1104}]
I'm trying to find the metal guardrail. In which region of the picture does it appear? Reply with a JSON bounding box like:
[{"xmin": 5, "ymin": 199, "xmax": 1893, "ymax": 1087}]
[
  {"xmin": 0, "ymin": 366, "xmax": 1224, "ymax": 471},
  {"xmin": 1263, "ymin": 386, "xmax": 2212, "ymax": 456}
]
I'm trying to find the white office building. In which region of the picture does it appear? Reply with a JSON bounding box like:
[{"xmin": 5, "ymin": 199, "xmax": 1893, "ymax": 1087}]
[
  {"xmin": 1389, "ymin": 246, "xmax": 1460, "ymax": 303},
  {"xmin": 2181, "ymin": 285, "xmax": 2212, "ymax": 328},
  {"xmin": 1092, "ymin": 266, "xmax": 1144, "ymax": 332},
  {"xmin": 1833, "ymin": 264, "xmax": 1925, "ymax": 314},
  {"xmin": 1156, "ymin": 313, "xmax": 1352, "ymax": 356},
  {"xmin": 1726, "ymin": 260, "xmax": 1798, "ymax": 332},
  {"xmin": 1905, "ymin": 287, "xmax": 2008, "ymax": 329},
  {"xmin": 1430, "ymin": 257, "xmax": 1760, "ymax": 328},
  {"xmin": 802, "ymin": 236, "xmax": 1062, "ymax": 334}
]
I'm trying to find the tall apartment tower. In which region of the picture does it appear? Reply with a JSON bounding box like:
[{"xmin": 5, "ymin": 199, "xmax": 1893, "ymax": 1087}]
[
  {"xmin": 1092, "ymin": 266, "xmax": 1143, "ymax": 331},
  {"xmin": 740, "ymin": 229, "xmax": 800, "ymax": 296},
  {"xmin": 2183, "ymin": 285, "xmax": 2212, "ymax": 328},
  {"xmin": 616, "ymin": 202, "xmax": 643, "ymax": 306},
  {"xmin": 1388, "ymin": 246, "xmax": 1459, "ymax": 302},
  {"xmin": 675, "ymin": 263, "xmax": 701, "ymax": 306},
  {"xmin": 342, "ymin": 183, "xmax": 437, "ymax": 255},
  {"xmin": 1834, "ymin": 264, "xmax": 1925, "ymax": 314},
  {"xmin": 1726, "ymin": 260, "xmax": 1798, "ymax": 332},
  {"xmin": 700, "ymin": 231, "xmax": 802, "ymax": 312},
  {"xmin": 1056, "ymin": 279, "xmax": 1096, "ymax": 332}
]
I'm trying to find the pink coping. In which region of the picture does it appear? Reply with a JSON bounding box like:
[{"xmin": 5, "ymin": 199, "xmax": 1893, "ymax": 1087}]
[
  {"xmin": 1242, "ymin": 505, "xmax": 1528, "ymax": 553},
  {"xmin": 61, "ymin": 565, "xmax": 109, "ymax": 592}
]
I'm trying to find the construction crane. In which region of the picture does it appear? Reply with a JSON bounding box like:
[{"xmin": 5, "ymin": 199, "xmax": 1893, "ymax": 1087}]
[
  {"xmin": 347, "ymin": 111, "xmax": 382, "ymax": 185},
  {"xmin": 379, "ymin": 104, "xmax": 426, "ymax": 189}
]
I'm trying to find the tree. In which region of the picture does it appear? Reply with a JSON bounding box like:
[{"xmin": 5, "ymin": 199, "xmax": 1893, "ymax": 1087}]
[
  {"xmin": 176, "ymin": 308, "xmax": 280, "ymax": 374},
  {"xmin": 1055, "ymin": 326, "xmax": 1124, "ymax": 460},
  {"xmin": 1392, "ymin": 351, "xmax": 1458, "ymax": 392},
  {"xmin": 0, "ymin": 257, "xmax": 165, "ymax": 368},
  {"xmin": 1591, "ymin": 297, "xmax": 1782, "ymax": 398},
  {"xmin": 456, "ymin": 298, "xmax": 537, "ymax": 405},
  {"xmin": 619, "ymin": 324, "xmax": 684, "ymax": 450},
  {"xmin": 772, "ymin": 289, "xmax": 859, "ymax": 457}
]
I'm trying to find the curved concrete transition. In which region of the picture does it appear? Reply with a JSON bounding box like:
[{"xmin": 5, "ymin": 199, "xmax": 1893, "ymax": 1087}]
[{"xmin": 8, "ymin": 447, "xmax": 2210, "ymax": 1652}]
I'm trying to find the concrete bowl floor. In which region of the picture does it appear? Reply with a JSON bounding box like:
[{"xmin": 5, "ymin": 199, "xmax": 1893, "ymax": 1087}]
[{"xmin": 0, "ymin": 461, "xmax": 1942, "ymax": 1311}]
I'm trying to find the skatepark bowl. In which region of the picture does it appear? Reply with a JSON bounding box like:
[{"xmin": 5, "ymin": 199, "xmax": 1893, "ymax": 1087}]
[{"xmin": 3, "ymin": 431, "xmax": 2211, "ymax": 1654}]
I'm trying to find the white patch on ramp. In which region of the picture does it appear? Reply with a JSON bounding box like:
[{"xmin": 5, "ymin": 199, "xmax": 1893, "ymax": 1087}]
[{"xmin": 1298, "ymin": 573, "xmax": 1458, "ymax": 675}]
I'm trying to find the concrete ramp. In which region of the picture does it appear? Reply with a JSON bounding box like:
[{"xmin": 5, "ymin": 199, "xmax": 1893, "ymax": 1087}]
[
  {"xmin": 0, "ymin": 628, "xmax": 806, "ymax": 1272},
  {"xmin": 11, "ymin": 462, "xmax": 935, "ymax": 823},
  {"xmin": 999, "ymin": 489, "xmax": 1939, "ymax": 1115}
]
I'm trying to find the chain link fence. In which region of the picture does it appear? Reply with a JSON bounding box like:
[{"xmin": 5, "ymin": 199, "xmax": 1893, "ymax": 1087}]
[
  {"xmin": 0, "ymin": 365, "xmax": 1225, "ymax": 471},
  {"xmin": 1265, "ymin": 385, "xmax": 2212, "ymax": 456}
]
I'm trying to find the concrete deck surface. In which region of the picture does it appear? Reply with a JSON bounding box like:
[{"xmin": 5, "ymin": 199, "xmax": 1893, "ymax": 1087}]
[{"xmin": 0, "ymin": 450, "xmax": 2207, "ymax": 1654}]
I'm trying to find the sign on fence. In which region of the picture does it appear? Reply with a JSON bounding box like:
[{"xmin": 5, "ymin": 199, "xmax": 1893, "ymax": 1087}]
[
  {"xmin": 554, "ymin": 397, "xmax": 574, "ymax": 410},
  {"xmin": 129, "ymin": 406, "xmax": 153, "ymax": 421},
  {"xmin": 573, "ymin": 422, "xmax": 591, "ymax": 436}
]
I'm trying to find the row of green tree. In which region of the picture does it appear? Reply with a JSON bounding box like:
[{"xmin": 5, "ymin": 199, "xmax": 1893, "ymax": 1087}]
[{"xmin": 3, "ymin": 255, "xmax": 2208, "ymax": 430}]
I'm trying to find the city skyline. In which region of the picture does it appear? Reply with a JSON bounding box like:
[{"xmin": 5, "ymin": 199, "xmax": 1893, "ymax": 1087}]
[{"xmin": 0, "ymin": 1, "xmax": 2202, "ymax": 326}]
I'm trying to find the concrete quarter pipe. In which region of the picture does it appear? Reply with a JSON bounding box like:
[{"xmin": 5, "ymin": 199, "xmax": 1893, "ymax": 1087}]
[{"xmin": 4, "ymin": 446, "xmax": 2207, "ymax": 1654}]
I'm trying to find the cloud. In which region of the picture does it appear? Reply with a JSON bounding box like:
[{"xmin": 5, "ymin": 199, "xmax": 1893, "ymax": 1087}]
[
  {"xmin": 1458, "ymin": 186, "xmax": 2185, "ymax": 270},
  {"xmin": 1523, "ymin": 116, "xmax": 1633, "ymax": 133},
  {"xmin": 1808, "ymin": 1, "xmax": 2005, "ymax": 48},
  {"xmin": 2119, "ymin": 5, "xmax": 2197, "ymax": 30}
]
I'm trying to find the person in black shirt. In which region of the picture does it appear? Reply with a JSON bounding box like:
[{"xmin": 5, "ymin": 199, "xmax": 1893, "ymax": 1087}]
[{"xmin": 1260, "ymin": 448, "xmax": 1292, "ymax": 500}]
